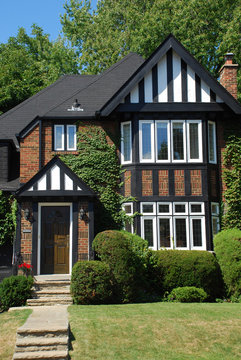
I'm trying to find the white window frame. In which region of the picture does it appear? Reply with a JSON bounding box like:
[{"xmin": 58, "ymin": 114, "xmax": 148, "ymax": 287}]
[
  {"xmin": 141, "ymin": 216, "xmax": 157, "ymax": 250},
  {"xmin": 121, "ymin": 121, "xmax": 132, "ymax": 164},
  {"xmin": 155, "ymin": 120, "xmax": 170, "ymax": 163},
  {"xmin": 54, "ymin": 125, "xmax": 64, "ymax": 151},
  {"xmin": 157, "ymin": 202, "xmax": 172, "ymax": 215},
  {"xmin": 139, "ymin": 120, "xmax": 155, "ymax": 163},
  {"xmin": 189, "ymin": 202, "xmax": 205, "ymax": 215},
  {"xmin": 123, "ymin": 202, "xmax": 134, "ymax": 234},
  {"xmin": 208, "ymin": 121, "xmax": 217, "ymax": 164},
  {"xmin": 157, "ymin": 216, "xmax": 173, "ymax": 249},
  {"xmin": 211, "ymin": 202, "xmax": 220, "ymax": 237},
  {"xmin": 141, "ymin": 202, "xmax": 156, "ymax": 215},
  {"xmin": 171, "ymin": 120, "xmax": 186, "ymax": 163},
  {"xmin": 187, "ymin": 120, "xmax": 203, "ymax": 163},
  {"xmin": 190, "ymin": 216, "xmax": 206, "ymax": 250},
  {"xmin": 173, "ymin": 216, "xmax": 189, "ymax": 250},
  {"xmin": 173, "ymin": 202, "xmax": 188, "ymax": 215},
  {"xmin": 67, "ymin": 125, "xmax": 77, "ymax": 151}
]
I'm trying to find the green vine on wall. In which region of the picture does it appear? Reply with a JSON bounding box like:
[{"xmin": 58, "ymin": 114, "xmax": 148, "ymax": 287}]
[
  {"xmin": 223, "ymin": 135, "xmax": 241, "ymax": 229},
  {"xmin": 0, "ymin": 191, "xmax": 17, "ymax": 246},
  {"xmin": 61, "ymin": 124, "xmax": 135, "ymax": 234}
]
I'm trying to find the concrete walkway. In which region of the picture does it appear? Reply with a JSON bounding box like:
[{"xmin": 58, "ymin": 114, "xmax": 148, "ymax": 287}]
[{"xmin": 12, "ymin": 305, "xmax": 69, "ymax": 359}]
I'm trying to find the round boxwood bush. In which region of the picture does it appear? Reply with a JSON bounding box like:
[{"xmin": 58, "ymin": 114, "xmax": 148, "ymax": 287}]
[
  {"xmin": 92, "ymin": 230, "xmax": 147, "ymax": 303},
  {"xmin": 167, "ymin": 286, "xmax": 208, "ymax": 303},
  {"xmin": 71, "ymin": 261, "xmax": 114, "ymax": 305},
  {"xmin": 214, "ymin": 229, "xmax": 241, "ymax": 297},
  {"xmin": 151, "ymin": 250, "xmax": 224, "ymax": 300},
  {"xmin": 0, "ymin": 275, "xmax": 33, "ymax": 311}
]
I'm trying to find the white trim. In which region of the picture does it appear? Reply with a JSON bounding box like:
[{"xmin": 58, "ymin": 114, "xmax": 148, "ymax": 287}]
[
  {"xmin": 190, "ymin": 216, "xmax": 206, "ymax": 250},
  {"xmin": 144, "ymin": 71, "xmax": 153, "ymax": 103},
  {"xmin": 123, "ymin": 202, "xmax": 134, "ymax": 234},
  {"xmin": 187, "ymin": 120, "xmax": 203, "ymax": 163},
  {"xmin": 141, "ymin": 202, "xmax": 156, "ymax": 215},
  {"xmin": 173, "ymin": 51, "xmax": 182, "ymax": 102},
  {"xmin": 157, "ymin": 202, "xmax": 172, "ymax": 215},
  {"xmin": 139, "ymin": 120, "xmax": 155, "ymax": 162},
  {"xmin": 173, "ymin": 202, "xmax": 188, "ymax": 215},
  {"xmin": 37, "ymin": 202, "xmax": 73, "ymax": 275},
  {"xmin": 121, "ymin": 121, "xmax": 132, "ymax": 164},
  {"xmin": 211, "ymin": 202, "xmax": 219, "ymax": 216},
  {"xmin": 201, "ymin": 80, "xmax": 210, "ymax": 102},
  {"xmin": 157, "ymin": 216, "xmax": 173, "ymax": 249},
  {"xmin": 141, "ymin": 216, "xmax": 157, "ymax": 250},
  {"xmin": 158, "ymin": 55, "xmax": 168, "ymax": 102},
  {"xmin": 174, "ymin": 216, "xmax": 189, "ymax": 250},
  {"xmin": 67, "ymin": 125, "xmax": 77, "ymax": 151},
  {"xmin": 54, "ymin": 125, "xmax": 64, "ymax": 151},
  {"xmin": 187, "ymin": 65, "xmax": 196, "ymax": 102},
  {"xmin": 171, "ymin": 120, "xmax": 186, "ymax": 163},
  {"xmin": 189, "ymin": 202, "xmax": 205, "ymax": 215},
  {"xmin": 130, "ymin": 85, "xmax": 139, "ymax": 103},
  {"xmin": 155, "ymin": 120, "xmax": 170, "ymax": 162},
  {"xmin": 208, "ymin": 121, "xmax": 217, "ymax": 164}
]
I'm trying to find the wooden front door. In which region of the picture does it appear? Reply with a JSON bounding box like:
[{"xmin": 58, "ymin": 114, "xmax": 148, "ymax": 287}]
[{"xmin": 41, "ymin": 206, "xmax": 70, "ymax": 274}]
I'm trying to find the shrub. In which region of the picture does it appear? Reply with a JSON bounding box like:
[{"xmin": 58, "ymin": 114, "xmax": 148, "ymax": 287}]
[
  {"xmin": 92, "ymin": 230, "xmax": 147, "ymax": 302},
  {"xmin": 167, "ymin": 286, "xmax": 208, "ymax": 303},
  {"xmin": 71, "ymin": 261, "xmax": 114, "ymax": 305},
  {"xmin": 151, "ymin": 250, "xmax": 223, "ymax": 300},
  {"xmin": 214, "ymin": 229, "xmax": 241, "ymax": 297},
  {"xmin": 0, "ymin": 275, "xmax": 33, "ymax": 311}
]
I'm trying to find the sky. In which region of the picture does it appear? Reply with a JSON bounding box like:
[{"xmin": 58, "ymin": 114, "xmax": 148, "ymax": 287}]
[{"xmin": 0, "ymin": 0, "xmax": 98, "ymax": 44}]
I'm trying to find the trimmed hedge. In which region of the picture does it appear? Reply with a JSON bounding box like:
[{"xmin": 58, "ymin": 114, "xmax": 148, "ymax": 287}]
[
  {"xmin": 92, "ymin": 230, "xmax": 147, "ymax": 302},
  {"xmin": 167, "ymin": 286, "xmax": 208, "ymax": 303},
  {"xmin": 71, "ymin": 261, "xmax": 114, "ymax": 305},
  {"xmin": 0, "ymin": 275, "xmax": 33, "ymax": 311},
  {"xmin": 214, "ymin": 229, "xmax": 241, "ymax": 297},
  {"xmin": 151, "ymin": 250, "xmax": 223, "ymax": 300}
]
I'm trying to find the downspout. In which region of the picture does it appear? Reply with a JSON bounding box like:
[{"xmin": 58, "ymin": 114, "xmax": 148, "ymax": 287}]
[{"xmin": 39, "ymin": 119, "xmax": 42, "ymax": 170}]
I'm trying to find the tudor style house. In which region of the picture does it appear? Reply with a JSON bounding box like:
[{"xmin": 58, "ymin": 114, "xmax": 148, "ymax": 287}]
[{"xmin": 0, "ymin": 35, "xmax": 240, "ymax": 275}]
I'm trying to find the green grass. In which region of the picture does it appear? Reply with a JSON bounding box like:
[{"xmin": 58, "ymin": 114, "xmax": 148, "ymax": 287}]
[
  {"xmin": 69, "ymin": 303, "xmax": 241, "ymax": 360},
  {"xmin": 0, "ymin": 309, "xmax": 31, "ymax": 360}
]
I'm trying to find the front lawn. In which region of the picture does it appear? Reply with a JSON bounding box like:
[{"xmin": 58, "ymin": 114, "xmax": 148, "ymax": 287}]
[
  {"xmin": 0, "ymin": 309, "xmax": 31, "ymax": 360},
  {"xmin": 69, "ymin": 303, "xmax": 241, "ymax": 360}
]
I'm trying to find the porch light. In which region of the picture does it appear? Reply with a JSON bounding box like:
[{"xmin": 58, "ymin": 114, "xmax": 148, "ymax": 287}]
[
  {"xmin": 79, "ymin": 208, "xmax": 85, "ymax": 220},
  {"xmin": 24, "ymin": 208, "xmax": 30, "ymax": 221}
]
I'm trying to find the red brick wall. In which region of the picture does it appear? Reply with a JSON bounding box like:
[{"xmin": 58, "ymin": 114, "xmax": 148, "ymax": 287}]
[
  {"xmin": 158, "ymin": 170, "xmax": 169, "ymax": 196},
  {"xmin": 142, "ymin": 170, "xmax": 153, "ymax": 196},
  {"xmin": 174, "ymin": 170, "xmax": 185, "ymax": 196},
  {"xmin": 20, "ymin": 125, "xmax": 39, "ymax": 183},
  {"xmin": 20, "ymin": 202, "xmax": 32, "ymax": 265},
  {"xmin": 78, "ymin": 202, "xmax": 89, "ymax": 261},
  {"xmin": 190, "ymin": 170, "xmax": 202, "ymax": 196},
  {"xmin": 124, "ymin": 170, "xmax": 131, "ymax": 197}
]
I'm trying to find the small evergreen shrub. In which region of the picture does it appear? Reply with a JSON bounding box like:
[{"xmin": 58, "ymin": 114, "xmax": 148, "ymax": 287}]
[
  {"xmin": 151, "ymin": 250, "xmax": 223, "ymax": 300},
  {"xmin": 0, "ymin": 275, "xmax": 33, "ymax": 311},
  {"xmin": 71, "ymin": 261, "xmax": 114, "ymax": 305},
  {"xmin": 167, "ymin": 286, "xmax": 208, "ymax": 303},
  {"xmin": 214, "ymin": 229, "xmax": 241, "ymax": 297},
  {"xmin": 92, "ymin": 230, "xmax": 147, "ymax": 302}
]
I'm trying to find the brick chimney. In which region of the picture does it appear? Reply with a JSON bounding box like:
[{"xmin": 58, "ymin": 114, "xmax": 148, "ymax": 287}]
[{"xmin": 219, "ymin": 53, "xmax": 238, "ymax": 99}]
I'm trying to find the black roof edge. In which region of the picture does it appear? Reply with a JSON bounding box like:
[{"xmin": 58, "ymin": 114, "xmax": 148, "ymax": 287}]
[
  {"xmin": 100, "ymin": 34, "xmax": 241, "ymax": 116},
  {"xmin": 18, "ymin": 116, "xmax": 40, "ymax": 139}
]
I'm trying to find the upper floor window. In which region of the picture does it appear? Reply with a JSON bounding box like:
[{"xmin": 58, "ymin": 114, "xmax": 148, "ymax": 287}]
[
  {"xmin": 139, "ymin": 120, "xmax": 202, "ymax": 163},
  {"xmin": 208, "ymin": 121, "xmax": 217, "ymax": 164},
  {"xmin": 121, "ymin": 122, "xmax": 132, "ymax": 163},
  {"xmin": 54, "ymin": 125, "xmax": 76, "ymax": 151}
]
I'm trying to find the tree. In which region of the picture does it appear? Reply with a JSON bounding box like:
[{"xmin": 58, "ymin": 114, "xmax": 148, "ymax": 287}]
[
  {"xmin": 0, "ymin": 24, "xmax": 79, "ymax": 114},
  {"xmin": 61, "ymin": 0, "xmax": 241, "ymax": 101}
]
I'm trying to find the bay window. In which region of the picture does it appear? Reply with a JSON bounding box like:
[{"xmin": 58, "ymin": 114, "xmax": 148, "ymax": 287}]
[
  {"xmin": 121, "ymin": 122, "xmax": 132, "ymax": 163},
  {"xmin": 211, "ymin": 202, "xmax": 220, "ymax": 237},
  {"xmin": 139, "ymin": 120, "xmax": 154, "ymax": 162},
  {"xmin": 123, "ymin": 202, "xmax": 134, "ymax": 233},
  {"xmin": 172, "ymin": 121, "xmax": 186, "ymax": 162}
]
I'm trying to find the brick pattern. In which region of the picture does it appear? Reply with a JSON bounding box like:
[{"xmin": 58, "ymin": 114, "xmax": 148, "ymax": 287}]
[
  {"xmin": 142, "ymin": 170, "xmax": 153, "ymax": 196},
  {"xmin": 220, "ymin": 65, "xmax": 238, "ymax": 99},
  {"xmin": 20, "ymin": 125, "xmax": 39, "ymax": 183},
  {"xmin": 158, "ymin": 170, "xmax": 169, "ymax": 196},
  {"xmin": 78, "ymin": 202, "xmax": 89, "ymax": 261},
  {"xmin": 210, "ymin": 170, "xmax": 217, "ymax": 197},
  {"xmin": 174, "ymin": 170, "xmax": 185, "ymax": 196},
  {"xmin": 190, "ymin": 170, "xmax": 202, "ymax": 196},
  {"xmin": 124, "ymin": 170, "xmax": 131, "ymax": 196},
  {"xmin": 20, "ymin": 202, "xmax": 33, "ymax": 265}
]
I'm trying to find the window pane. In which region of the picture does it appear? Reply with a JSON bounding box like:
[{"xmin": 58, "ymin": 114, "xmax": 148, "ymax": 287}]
[
  {"xmin": 212, "ymin": 217, "xmax": 219, "ymax": 236},
  {"xmin": 124, "ymin": 205, "xmax": 132, "ymax": 214},
  {"xmin": 123, "ymin": 123, "xmax": 131, "ymax": 162},
  {"xmin": 158, "ymin": 204, "xmax": 170, "ymax": 213},
  {"xmin": 125, "ymin": 220, "xmax": 132, "ymax": 233},
  {"xmin": 211, "ymin": 203, "xmax": 219, "ymax": 215},
  {"xmin": 208, "ymin": 122, "xmax": 215, "ymax": 162},
  {"xmin": 144, "ymin": 219, "xmax": 153, "ymax": 247},
  {"xmin": 142, "ymin": 123, "xmax": 152, "ymax": 159},
  {"xmin": 192, "ymin": 219, "xmax": 202, "ymax": 247},
  {"xmin": 173, "ymin": 123, "xmax": 184, "ymax": 160},
  {"xmin": 189, "ymin": 123, "xmax": 199, "ymax": 159},
  {"xmin": 159, "ymin": 218, "xmax": 171, "ymax": 247},
  {"xmin": 142, "ymin": 204, "xmax": 153, "ymax": 213},
  {"xmin": 175, "ymin": 218, "xmax": 187, "ymax": 247},
  {"xmin": 175, "ymin": 204, "xmax": 186, "ymax": 213},
  {"xmin": 55, "ymin": 126, "xmax": 63, "ymax": 150},
  {"xmin": 157, "ymin": 122, "xmax": 168, "ymax": 160},
  {"xmin": 67, "ymin": 126, "xmax": 76, "ymax": 150},
  {"xmin": 191, "ymin": 204, "xmax": 202, "ymax": 213}
]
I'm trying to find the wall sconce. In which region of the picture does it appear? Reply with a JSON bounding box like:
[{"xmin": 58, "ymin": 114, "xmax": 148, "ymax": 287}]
[
  {"xmin": 79, "ymin": 208, "xmax": 85, "ymax": 220},
  {"xmin": 24, "ymin": 208, "xmax": 30, "ymax": 221}
]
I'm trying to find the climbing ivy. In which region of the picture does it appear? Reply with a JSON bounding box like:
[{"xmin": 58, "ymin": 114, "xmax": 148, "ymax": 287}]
[
  {"xmin": 222, "ymin": 135, "xmax": 241, "ymax": 229},
  {"xmin": 61, "ymin": 124, "xmax": 134, "ymax": 234},
  {"xmin": 0, "ymin": 191, "xmax": 17, "ymax": 246}
]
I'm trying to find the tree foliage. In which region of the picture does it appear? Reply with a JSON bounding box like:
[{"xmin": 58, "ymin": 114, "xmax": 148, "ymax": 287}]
[
  {"xmin": 61, "ymin": 0, "xmax": 241, "ymax": 101},
  {"xmin": 0, "ymin": 24, "xmax": 79, "ymax": 114},
  {"xmin": 0, "ymin": 191, "xmax": 17, "ymax": 246}
]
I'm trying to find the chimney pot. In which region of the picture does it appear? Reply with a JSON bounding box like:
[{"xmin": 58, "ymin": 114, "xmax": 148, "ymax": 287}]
[
  {"xmin": 219, "ymin": 53, "xmax": 238, "ymax": 99},
  {"xmin": 224, "ymin": 53, "xmax": 234, "ymax": 65}
]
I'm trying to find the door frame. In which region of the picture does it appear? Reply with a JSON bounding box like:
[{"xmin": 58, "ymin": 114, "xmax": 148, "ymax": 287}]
[{"xmin": 37, "ymin": 202, "xmax": 73, "ymax": 275}]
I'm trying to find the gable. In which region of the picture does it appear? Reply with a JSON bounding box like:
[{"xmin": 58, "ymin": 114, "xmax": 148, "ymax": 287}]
[{"xmin": 16, "ymin": 156, "xmax": 95, "ymax": 197}]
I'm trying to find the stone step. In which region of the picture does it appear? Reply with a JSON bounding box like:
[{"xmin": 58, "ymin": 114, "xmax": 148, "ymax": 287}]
[
  {"xmin": 33, "ymin": 290, "xmax": 71, "ymax": 298},
  {"xmin": 13, "ymin": 349, "xmax": 68, "ymax": 359},
  {"xmin": 15, "ymin": 336, "xmax": 68, "ymax": 353},
  {"xmin": 15, "ymin": 344, "xmax": 67, "ymax": 353},
  {"xmin": 27, "ymin": 298, "xmax": 72, "ymax": 306},
  {"xmin": 17, "ymin": 327, "xmax": 68, "ymax": 338}
]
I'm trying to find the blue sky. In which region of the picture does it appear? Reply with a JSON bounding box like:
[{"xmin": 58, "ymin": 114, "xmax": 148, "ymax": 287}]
[{"xmin": 0, "ymin": 0, "xmax": 98, "ymax": 43}]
